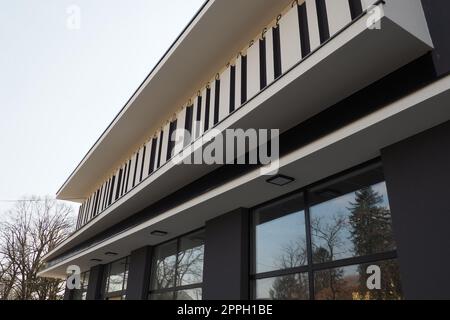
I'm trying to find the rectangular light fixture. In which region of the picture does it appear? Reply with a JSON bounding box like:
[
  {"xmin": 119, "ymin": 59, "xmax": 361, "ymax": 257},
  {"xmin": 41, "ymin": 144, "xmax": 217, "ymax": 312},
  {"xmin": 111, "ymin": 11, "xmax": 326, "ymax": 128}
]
[
  {"xmin": 151, "ymin": 230, "xmax": 168, "ymax": 237},
  {"xmin": 90, "ymin": 258, "xmax": 102, "ymax": 262},
  {"xmin": 104, "ymin": 252, "xmax": 118, "ymax": 256},
  {"xmin": 266, "ymin": 174, "xmax": 295, "ymax": 186}
]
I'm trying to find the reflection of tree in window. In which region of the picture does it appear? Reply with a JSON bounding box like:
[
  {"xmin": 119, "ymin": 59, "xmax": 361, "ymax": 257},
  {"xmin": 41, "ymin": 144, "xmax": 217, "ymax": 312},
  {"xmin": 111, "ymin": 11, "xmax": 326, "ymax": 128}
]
[
  {"xmin": 269, "ymin": 274, "xmax": 309, "ymax": 300},
  {"xmin": 348, "ymin": 187, "xmax": 399, "ymax": 299}
]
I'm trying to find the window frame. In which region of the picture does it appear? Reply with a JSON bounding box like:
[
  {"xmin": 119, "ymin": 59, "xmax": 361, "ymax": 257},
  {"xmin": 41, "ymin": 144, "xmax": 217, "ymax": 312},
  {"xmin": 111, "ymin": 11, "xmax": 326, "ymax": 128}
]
[
  {"xmin": 148, "ymin": 228, "xmax": 205, "ymax": 300},
  {"xmin": 250, "ymin": 159, "xmax": 398, "ymax": 300}
]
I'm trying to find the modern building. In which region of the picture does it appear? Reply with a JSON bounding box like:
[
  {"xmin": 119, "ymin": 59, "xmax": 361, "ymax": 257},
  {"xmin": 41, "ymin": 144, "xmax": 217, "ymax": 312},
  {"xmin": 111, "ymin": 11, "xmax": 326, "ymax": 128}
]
[{"xmin": 39, "ymin": 0, "xmax": 450, "ymax": 300}]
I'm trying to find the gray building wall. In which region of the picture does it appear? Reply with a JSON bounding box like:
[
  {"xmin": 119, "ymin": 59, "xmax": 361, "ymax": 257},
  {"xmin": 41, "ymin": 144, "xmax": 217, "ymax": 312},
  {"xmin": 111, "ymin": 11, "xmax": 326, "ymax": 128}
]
[{"xmin": 382, "ymin": 120, "xmax": 450, "ymax": 299}]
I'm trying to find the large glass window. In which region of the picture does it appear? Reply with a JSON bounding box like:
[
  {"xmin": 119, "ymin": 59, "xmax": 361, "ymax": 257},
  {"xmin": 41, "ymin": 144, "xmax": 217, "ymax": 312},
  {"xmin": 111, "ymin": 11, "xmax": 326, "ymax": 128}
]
[
  {"xmin": 103, "ymin": 257, "xmax": 129, "ymax": 300},
  {"xmin": 149, "ymin": 230, "xmax": 204, "ymax": 300},
  {"xmin": 252, "ymin": 162, "xmax": 402, "ymax": 300}
]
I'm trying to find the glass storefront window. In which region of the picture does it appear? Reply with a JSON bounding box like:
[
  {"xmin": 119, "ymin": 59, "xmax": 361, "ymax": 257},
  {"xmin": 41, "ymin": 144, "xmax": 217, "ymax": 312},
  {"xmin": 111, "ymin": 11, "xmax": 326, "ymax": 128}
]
[
  {"xmin": 103, "ymin": 257, "xmax": 129, "ymax": 300},
  {"xmin": 253, "ymin": 194, "xmax": 307, "ymax": 274},
  {"xmin": 149, "ymin": 230, "xmax": 204, "ymax": 300},
  {"xmin": 251, "ymin": 162, "xmax": 402, "ymax": 300},
  {"xmin": 151, "ymin": 240, "xmax": 178, "ymax": 290}
]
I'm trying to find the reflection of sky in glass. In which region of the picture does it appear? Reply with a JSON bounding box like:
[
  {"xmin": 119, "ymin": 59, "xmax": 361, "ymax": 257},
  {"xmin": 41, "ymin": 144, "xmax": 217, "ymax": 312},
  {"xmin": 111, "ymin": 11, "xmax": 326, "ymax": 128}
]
[
  {"xmin": 255, "ymin": 211, "xmax": 307, "ymax": 273},
  {"xmin": 310, "ymin": 182, "xmax": 390, "ymax": 262}
]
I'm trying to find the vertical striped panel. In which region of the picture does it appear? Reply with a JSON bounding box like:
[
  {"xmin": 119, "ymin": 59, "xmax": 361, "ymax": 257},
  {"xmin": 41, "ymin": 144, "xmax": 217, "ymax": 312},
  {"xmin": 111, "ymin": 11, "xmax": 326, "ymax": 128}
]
[
  {"xmin": 316, "ymin": 0, "xmax": 330, "ymax": 43},
  {"xmin": 121, "ymin": 162, "xmax": 128, "ymax": 196},
  {"xmin": 325, "ymin": 0, "xmax": 352, "ymax": 36},
  {"xmin": 193, "ymin": 95, "xmax": 203, "ymax": 139},
  {"xmin": 213, "ymin": 78, "xmax": 220, "ymax": 126},
  {"xmin": 235, "ymin": 56, "xmax": 242, "ymax": 109},
  {"xmin": 246, "ymin": 41, "xmax": 260, "ymax": 100},
  {"xmin": 229, "ymin": 65, "xmax": 236, "ymax": 113},
  {"xmin": 142, "ymin": 141, "xmax": 152, "ymax": 180},
  {"xmin": 349, "ymin": 0, "xmax": 363, "ymax": 19},
  {"xmin": 265, "ymin": 28, "xmax": 275, "ymax": 84},
  {"xmin": 184, "ymin": 105, "xmax": 194, "ymax": 147},
  {"xmin": 151, "ymin": 136, "xmax": 159, "ymax": 173},
  {"xmin": 76, "ymin": 205, "xmax": 83, "ymax": 229},
  {"xmin": 109, "ymin": 175, "xmax": 116, "ymax": 206},
  {"xmin": 298, "ymin": 3, "xmax": 311, "ymax": 58},
  {"xmin": 259, "ymin": 39, "xmax": 267, "ymax": 89},
  {"xmin": 116, "ymin": 166, "xmax": 124, "ymax": 199},
  {"xmin": 98, "ymin": 184, "xmax": 105, "ymax": 214},
  {"xmin": 91, "ymin": 191, "xmax": 98, "ymax": 219},
  {"xmin": 175, "ymin": 108, "xmax": 187, "ymax": 154},
  {"xmin": 112, "ymin": 169, "xmax": 120, "ymax": 202},
  {"xmin": 134, "ymin": 151, "xmax": 141, "ymax": 186},
  {"xmin": 83, "ymin": 197, "xmax": 90, "ymax": 225},
  {"xmin": 156, "ymin": 130, "xmax": 163, "ymax": 169},
  {"xmin": 305, "ymin": 0, "xmax": 321, "ymax": 51},
  {"xmin": 103, "ymin": 179, "xmax": 110, "ymax": 210},
  {"xmin": 201, "ymin": 87, "xmax": 208, "ymax": 132},
  {"xmin": 127, "ymin": 154, "xmax": 136, "ymax": 190},
  {"xmin": 279, "ymin": 5, "xmax": 302, "ymax": 73},
  {"xmin": 160, "ymin": 123, "xmax": 170, "ymax": 165},
  {"xmin": 137, "ymin": 146, "xmax": 145, "ymax": 183},
  {"xmin": 219, "ymin": 67, "xmax": 231, "ymax": 122},
  {"xmin": 208, "ymin": 79, "xmax": 216, "ymax": 129},
  {"xmin": 167, "ymin": 120, "xmax": 177, "ymax": 160},
  {"xmin": 131, "ymin": 152, "xmax": 139, "ymax": 188}
]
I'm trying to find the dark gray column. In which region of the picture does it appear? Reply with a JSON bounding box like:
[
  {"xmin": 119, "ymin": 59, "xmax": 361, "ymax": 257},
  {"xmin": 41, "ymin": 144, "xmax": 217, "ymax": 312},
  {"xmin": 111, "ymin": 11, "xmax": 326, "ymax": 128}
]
[
  {"xmin": 203, "ymin": 208, "xmax": 249, "ymax": 300},
  {"xmin": 421, "ymin": 0, "xmax": 450, "ymax": 76},
  {"xmin": 86, "ymin": 264, "xmax": 105, "ymax": 300},
  {"xmin": 381, "ymin": 120, "xmax": 450, "ymax": 300},
  {"xmin": 63, "ymin": 287, "xmax": 72, "ymax": 300},
  {"xmin": 126, "ymin": 246, "xmax": 153, "ymax": 300}
]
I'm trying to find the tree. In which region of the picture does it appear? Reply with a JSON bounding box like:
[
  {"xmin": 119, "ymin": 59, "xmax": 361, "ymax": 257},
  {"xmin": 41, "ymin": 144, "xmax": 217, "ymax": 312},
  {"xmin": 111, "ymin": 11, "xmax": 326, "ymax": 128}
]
[
  {"xmin": 348, "ymin": 187, "xmax": 401, "ymax": 299},
  {"xmin": 0, "ymin": 196, "xmax": 74, "ymax": 300}
]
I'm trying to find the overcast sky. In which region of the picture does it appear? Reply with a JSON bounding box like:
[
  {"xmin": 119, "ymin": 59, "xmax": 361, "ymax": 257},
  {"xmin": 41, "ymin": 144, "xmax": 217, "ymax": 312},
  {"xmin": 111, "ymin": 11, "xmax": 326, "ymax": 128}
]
[{"xmin": 0, "ymin": 0, "xmax": 205, "ymax": 214}]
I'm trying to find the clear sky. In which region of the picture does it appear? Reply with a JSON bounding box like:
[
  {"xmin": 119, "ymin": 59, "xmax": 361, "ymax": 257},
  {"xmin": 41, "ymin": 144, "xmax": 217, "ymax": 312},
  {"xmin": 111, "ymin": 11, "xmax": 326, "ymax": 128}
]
[{"xmin": 0, "ymin": 0, "xmax": 205, "ymax": 215}]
